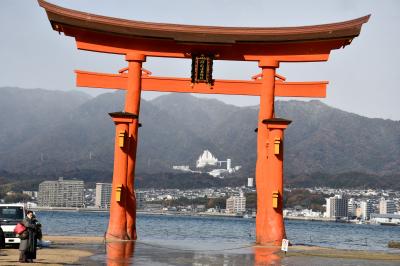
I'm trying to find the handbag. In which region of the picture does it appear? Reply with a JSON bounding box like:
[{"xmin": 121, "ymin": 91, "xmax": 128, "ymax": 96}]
[
  {"xmin": 18, "ymin": 230, "xmax": 29, "ymax": 240},
  {"xmin": 14, "ymin": 223, "xmax": 26, "ymax": 234}
]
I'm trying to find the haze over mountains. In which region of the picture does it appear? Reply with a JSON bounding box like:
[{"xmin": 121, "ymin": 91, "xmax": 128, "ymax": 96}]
[{"xmin": 0, "ymin": 87, "xmax": 399, "ymax": 189}]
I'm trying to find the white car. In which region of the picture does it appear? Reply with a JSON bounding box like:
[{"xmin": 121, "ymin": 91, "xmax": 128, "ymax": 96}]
[{"xmin": 0, "ymin": 204, "xmax": 25, "ymax": 246}]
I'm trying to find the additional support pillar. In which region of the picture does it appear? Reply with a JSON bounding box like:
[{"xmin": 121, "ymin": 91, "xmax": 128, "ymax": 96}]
[
  {"xmin": 255, "ymin": 58, "xmax": 280, "ymax": 245},
  {"xmin": 106, "ymin": 112, "xmax": 138, "ymax": 240},
  {"xmin": 257, "ymin": 118, "xmax": 291, "ymax": 245},
  {"xmin": 124, "ymin": 53, "xmax": 146, "ymax": 240}
]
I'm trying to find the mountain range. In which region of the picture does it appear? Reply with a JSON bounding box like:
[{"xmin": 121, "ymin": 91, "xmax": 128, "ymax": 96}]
[{"xmin": 0, "ymin": 87, "xmax": 399, "ymax": 189}]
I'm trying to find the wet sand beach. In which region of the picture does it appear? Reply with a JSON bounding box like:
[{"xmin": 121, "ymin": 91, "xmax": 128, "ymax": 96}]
[
  {"xmin": 0, "ymin": 235, "xmax": 400, "ymax": 265},
  {"xmin": 0, "ymin": 236, "xmax": 103, "ymax": 265},
  {"xmin": 0, "ymin": 248, "xmax": 93, "ymax": 265}
]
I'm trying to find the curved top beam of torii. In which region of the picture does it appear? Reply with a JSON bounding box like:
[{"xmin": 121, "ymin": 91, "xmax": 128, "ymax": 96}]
[
  {"xmin": 38, "ymin": 0, "xmax": 370, "ymax": 98},
  {"xmin": 38, "ymin": 0, "xmax": 369, "ymax": 62}
]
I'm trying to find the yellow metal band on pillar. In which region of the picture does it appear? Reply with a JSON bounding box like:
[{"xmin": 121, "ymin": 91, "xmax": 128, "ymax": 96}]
[
  {"xmin": 118, "ymin": 131, "xmax": 126, "ymax": 148},
  {"xmin": 274, "ymin": 138, "xmax": 281, "ymax": 155},
  {"xmin": 115, "ymin": 184, "xmax": 123, "ymax": 202},
  {"xmin": 272, "ymin": 191, "xmax": 279, "ymax": 209}
]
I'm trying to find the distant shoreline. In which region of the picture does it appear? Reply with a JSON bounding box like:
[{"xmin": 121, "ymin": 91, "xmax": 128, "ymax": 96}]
[
  {"xmin": 31, "ymin": 207, "xmax": 244, "ymax": 218},
  {"xmin": 31, "ymin": 207, "xmax": 108, "ymax": 213},
  {"xmin": 31, "ymin": 207, "xmax": 340, "ymax": 222}
]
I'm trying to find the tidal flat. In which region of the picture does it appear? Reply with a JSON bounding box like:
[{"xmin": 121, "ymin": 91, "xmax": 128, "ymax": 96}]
[{"xmin": 1, "ymin": 236, "xmax": 400, "ymax": 265}]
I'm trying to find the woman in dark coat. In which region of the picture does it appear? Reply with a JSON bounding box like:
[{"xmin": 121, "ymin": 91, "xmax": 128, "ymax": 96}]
[
  {"xmin": 19, "ymin": 210, "xmax": 37, "ymax": 263},
  {"xmin": 0, "ymin": 222, "xmax": 5, "ymax": 249}
]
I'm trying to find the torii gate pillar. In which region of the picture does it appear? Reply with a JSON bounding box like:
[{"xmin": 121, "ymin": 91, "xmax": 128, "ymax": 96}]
[
  {"xmin": 106, "ymin": 112, "xmax": 138, "ymax": 240},
  {"xmin": 106, "ymin": 53, "xmax": 145, "ymax": 240},
  {"xmin": 256, "ymin": 118, "xmax": 291, "ymax": 245},
  {"xmin": 255, "ymin": 58, "xmax": 291, "ymax": 245},
  {"xmin": 124, "ymin": 53, "xmax": 146, "ymax": 240}
]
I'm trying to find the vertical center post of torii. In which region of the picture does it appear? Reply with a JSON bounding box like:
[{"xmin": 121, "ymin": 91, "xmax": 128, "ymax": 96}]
[
  {"xmin": 106, "ymin": 112, "xmax": 137, "ymax": 240},
  {"xmin": 124, "ymin": 53, "xmax": 146, "ymax": 240},
  {"xmin": 255, "ymin": 58, "xmax": 290, "ymax": 245},
  {"xmin": 106, "ymin": 53, "xmax": 146, "ymax": 240}
]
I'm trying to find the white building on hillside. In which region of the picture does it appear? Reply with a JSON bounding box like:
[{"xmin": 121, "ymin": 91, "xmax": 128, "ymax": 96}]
[
  {"xmin": 247, "ymin": 178, "xmax": 254, "ymax": 188},
  {"xmin": 173, "ymin": 150, "xmax": 241, "ymax": 178},
  {"xmin": 196, "ymin": 150, "xmax": 218, "ymax": 168}
]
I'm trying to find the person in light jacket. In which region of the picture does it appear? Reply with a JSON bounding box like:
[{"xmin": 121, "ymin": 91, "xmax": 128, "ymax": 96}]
[{"xmin": 18, "ymin": 210, "xmax": 38, "ymax": 263}]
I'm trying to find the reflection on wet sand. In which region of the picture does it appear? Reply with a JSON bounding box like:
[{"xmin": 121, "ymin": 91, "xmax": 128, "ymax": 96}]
[
  {"xmin": 105, "ymin": 240, "xmax": 284, "ymax": 265},
  {"xmin": 100, "ymin": 240, "xmax": 400, "ymax": 266},
  {"xmin": 254, "ymin": 246, "xmax": 281, "ymax": 265},
  {"xmin": 106, "ymin": 240, "xmax": 135, "ymax": 266}
]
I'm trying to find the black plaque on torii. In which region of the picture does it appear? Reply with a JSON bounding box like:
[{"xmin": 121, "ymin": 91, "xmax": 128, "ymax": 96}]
[{"xmin": 191, "ymin": 54, "xmax": 214, "ymax": 86}]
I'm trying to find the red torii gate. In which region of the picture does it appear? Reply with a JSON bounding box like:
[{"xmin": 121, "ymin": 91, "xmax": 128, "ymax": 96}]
[{"xmin": 39, "ymin": 0, "xmax": 369, "ymax": 246}]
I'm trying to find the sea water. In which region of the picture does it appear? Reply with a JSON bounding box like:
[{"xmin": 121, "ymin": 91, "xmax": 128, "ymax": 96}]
[{"xmin": 36, "ymin": 211, "xmax": 400, "ymax": 252}]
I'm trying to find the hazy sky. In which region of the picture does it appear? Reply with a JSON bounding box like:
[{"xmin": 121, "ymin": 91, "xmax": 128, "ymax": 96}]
[{"xmin": 1, "ymin": 0, "xmax": 399, "ymax": 120}]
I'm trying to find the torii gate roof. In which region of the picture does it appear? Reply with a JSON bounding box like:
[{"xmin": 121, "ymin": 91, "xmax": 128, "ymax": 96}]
[
  {"xmin": 38, "ymin": 0, "xmax": 369, "ymax": 61},
  {"xmin": 39, "ymin": 0, "xmax": 369, "ymax": 44}
]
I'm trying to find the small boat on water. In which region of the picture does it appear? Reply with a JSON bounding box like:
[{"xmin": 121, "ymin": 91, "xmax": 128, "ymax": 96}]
[
  {"xmin": 242, "ymin": 212, "xmax": 256, "ymax": 219},
  {"xmin": 380, "ymin": 222, "xmax": 399, "ymax": 226}
]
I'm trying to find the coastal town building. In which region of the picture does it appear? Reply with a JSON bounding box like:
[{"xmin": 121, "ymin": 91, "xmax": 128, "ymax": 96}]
[
  {"xmin": 348, "ymin": 198, "xmax": 357, "ymax": 217},
  {"xmin": 379, "ymin": 198, "xmax": 397, "ymax": 214},
  {"xmin": 283, "ymin": 208, "xmax": 322, "ymax": 218},
  {"xmin": 95, "ymin": 183, "xmax": 112, "ymax": 209},
  {"xmin": 22, "ymin": 191, "xmax": 38, "ymax": 199},
  {"xmin": 355, "ymin": 207, "xmax": 363, "ymax": 218},
  {"xmin": 370, "ymin": 213, "xmax": 400, "ymax": 225},
  {"xmin": 226, "ymin": 193, "xmax": 246, "ymax": 214},
  {"xmin": 136, "ymin": 191, "xmax": 145, "ymax": 209},
  {"xmin": 247, "ymin": 178, "xmax": 254, "ymax": 188},
  {"xmin": 361, "ymin": 200, "xmax": 374, "ymax": 220},
  {"xmin": 325, "ymin": 195, "xmax": 348, "ymax": 218},
  {"xmin": 38, "ymin": 177, "xmax": 84, "ymax": 207}
]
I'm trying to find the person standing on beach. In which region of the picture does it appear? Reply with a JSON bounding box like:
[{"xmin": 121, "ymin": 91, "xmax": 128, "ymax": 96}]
[
  {"xmin": 31, "ymin": 214, "xmax": 42, "ymax": 246},
  {"xmin": 0, "ymin": 221, "xmax": 5, "ymax": 250},
  {"xmin": 19, "ymin": 210, "xmax": 38, "ymax": 263}
]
